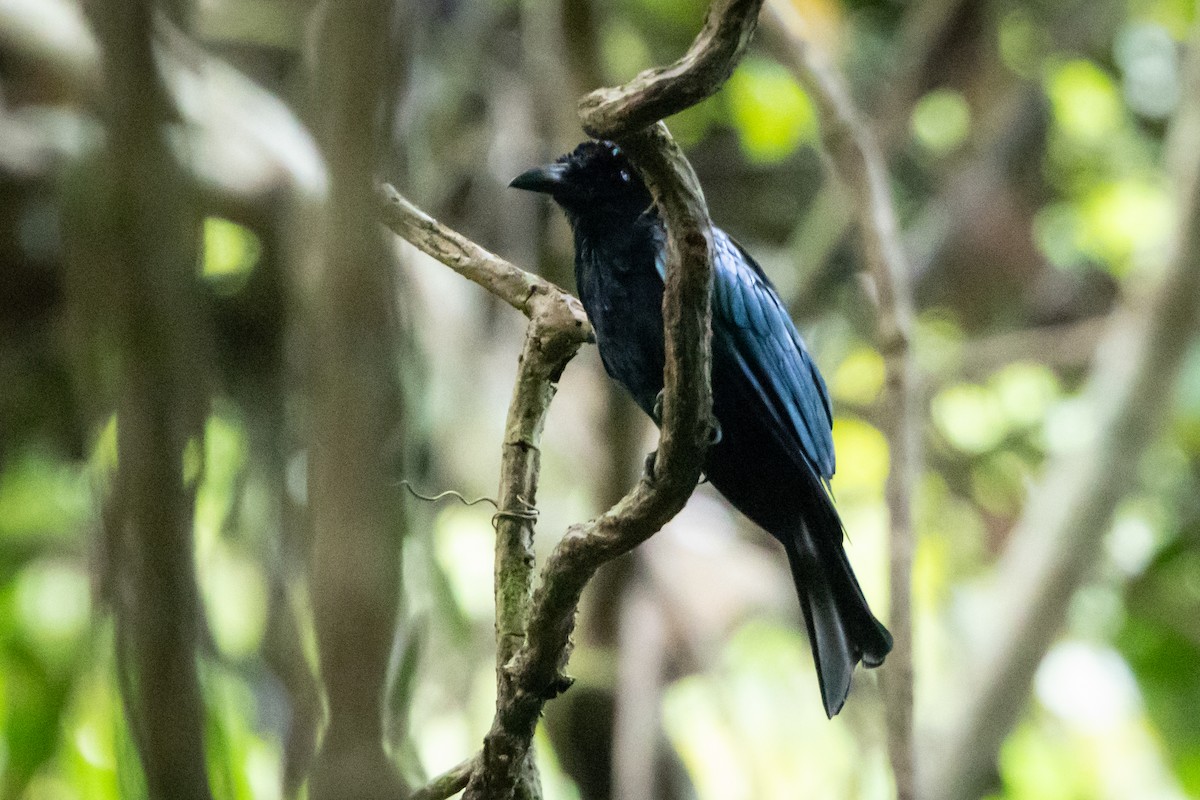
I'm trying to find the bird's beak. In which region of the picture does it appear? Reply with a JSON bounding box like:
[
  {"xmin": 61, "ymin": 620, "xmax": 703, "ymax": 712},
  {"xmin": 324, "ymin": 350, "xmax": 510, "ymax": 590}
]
[{"xmin": 509, "ymin": 163, "xmax": 568, "ymax": 195}]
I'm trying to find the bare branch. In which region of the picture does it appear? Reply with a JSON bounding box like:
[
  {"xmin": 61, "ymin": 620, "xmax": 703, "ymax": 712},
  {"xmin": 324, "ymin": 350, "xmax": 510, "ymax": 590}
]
[
  {"xmin": 411, "ymin": 757, "xmax": 477, "ymax": 800},
  {"xmin": 377, "ymin": 187, "xmax": 590, "ymax": 799},
  {"xmin": 577, "ymin": 0, "xmax": 763, "ymax": 139},
  {"xmin": 764, "ymin": 3, "xmax": 920, "ymax": 798},
  {"xmin": 378, "ymin": 193, "xmax": 593, "ymax": 754},
  {"xmin": 870, "ymin": 0, "xmax": 971, "ymax": 151},
  {"xmin": 547, "ymin": 131, "xmax": 716, "ymax": 643},
  {"xmin": 377, "ymin": 183, "xmax": 590, "ymax": 328},
  {"xmin": 379, "ymin": 138, "xmax": 715, "ymax": 800},
  {"xmin": 464, "ymin": 120, "xmax": 716, "ymax": 800},
  {"xmin": 925, "ymin": 22, "xmax": 1200, "ymax": 800},
  {"xmin": 261, "ymin": 585, "xmax": 323, "ymax": 799},
  {"xmin": 381, "ymin": 1, "xmax": 759, "ymax": 795},
  {"xmin": 484, "ymin": 272, "xmax": 597, "ymax": 800}
]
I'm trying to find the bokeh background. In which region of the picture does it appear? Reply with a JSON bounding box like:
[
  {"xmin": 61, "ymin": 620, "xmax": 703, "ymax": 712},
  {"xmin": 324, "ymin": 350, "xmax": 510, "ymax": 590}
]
[{"xmin": 2, "ymin": 0, "xmax": 1200, "ymax": 798}]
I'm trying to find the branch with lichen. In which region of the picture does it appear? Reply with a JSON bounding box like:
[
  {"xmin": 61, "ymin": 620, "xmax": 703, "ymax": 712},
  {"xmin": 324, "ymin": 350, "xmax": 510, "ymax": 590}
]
[
  {"xmin": 379, "ymin": 187, "xmax": 590, "ymax": 799},
  {"xmin": 764, "ymin": 3, "xmax": 920, "ymax": 798}
]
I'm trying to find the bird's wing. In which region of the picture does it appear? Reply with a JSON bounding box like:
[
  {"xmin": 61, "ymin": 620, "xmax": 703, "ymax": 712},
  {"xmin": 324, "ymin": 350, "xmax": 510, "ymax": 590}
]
[{"xmin": 657, "ymin": 228, "xmax": 836, "ymax": 480}]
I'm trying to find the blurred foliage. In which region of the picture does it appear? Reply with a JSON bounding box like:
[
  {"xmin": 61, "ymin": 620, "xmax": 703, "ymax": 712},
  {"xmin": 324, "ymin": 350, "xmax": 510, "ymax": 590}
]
[
  {"xmin": 2, "ymin": 0, "xmax": 1200, "ymax": 797},
  {"xmin": 1119, "ymin": 531, "xmax": 1200, "ymax": 795}
]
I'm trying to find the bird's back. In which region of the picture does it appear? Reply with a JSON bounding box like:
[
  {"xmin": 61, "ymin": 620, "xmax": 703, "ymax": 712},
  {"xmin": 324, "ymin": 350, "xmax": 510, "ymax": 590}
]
[{"xmin": 572, "ymin": 214, "xmax": 835, "ymax": 527}]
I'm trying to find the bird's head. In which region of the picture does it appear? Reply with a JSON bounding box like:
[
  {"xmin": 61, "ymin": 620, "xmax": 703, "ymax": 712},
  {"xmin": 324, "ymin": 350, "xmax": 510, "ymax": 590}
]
[{"xmin": 509, "ymin": 140, "xmax": 653, "ymax": 224}]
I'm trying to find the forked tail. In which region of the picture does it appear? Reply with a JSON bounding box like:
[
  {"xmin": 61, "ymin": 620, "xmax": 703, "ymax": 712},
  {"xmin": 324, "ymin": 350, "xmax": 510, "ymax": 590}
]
[{"xmin": 784, "ymin": 521, "xmax": 893, "ymax": 718}]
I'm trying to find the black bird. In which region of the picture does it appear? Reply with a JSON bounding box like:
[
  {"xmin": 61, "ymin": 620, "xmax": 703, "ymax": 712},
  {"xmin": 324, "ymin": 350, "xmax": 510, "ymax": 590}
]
[{"xmin": 511, "ymin": 140, "xmax": 892, "ymax": 717}]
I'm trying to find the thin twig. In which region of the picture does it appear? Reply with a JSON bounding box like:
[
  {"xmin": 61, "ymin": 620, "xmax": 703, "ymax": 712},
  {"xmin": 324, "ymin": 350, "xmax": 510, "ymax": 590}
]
[
  {"xmin": 764, "ymin": 3, "xmax": 920, "ymax": 798},
  {"xmin": 925, "ymin": 21, "xmax": 1200, "ymax": 800},
  {"xmin": 613, "ymin": 584, "xmax": 670, "ymax": 799},
  {"xmin": 774, "ymin": 0, "xmax": 971, "ymax": 306},
  {"xmin": 869, "ymin": 0, "xmax": 971, "ymax": 152},
  {"xmin": 410, "ymin": 757, "xmax": 477, "ymax": 800}
]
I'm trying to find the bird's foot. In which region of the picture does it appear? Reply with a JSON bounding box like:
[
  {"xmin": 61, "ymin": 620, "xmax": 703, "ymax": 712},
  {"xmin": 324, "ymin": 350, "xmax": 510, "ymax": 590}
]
[
  {"xmin": 706, "ymin": 418, "xmax": 723, "ymax": 446},
  {"xmin": 651, "ymin": 390, "xmax": 665, "ymax": 425},
  {"xmin": 643, "ymin": 449, "xmax": 658, "ymax": 482}
]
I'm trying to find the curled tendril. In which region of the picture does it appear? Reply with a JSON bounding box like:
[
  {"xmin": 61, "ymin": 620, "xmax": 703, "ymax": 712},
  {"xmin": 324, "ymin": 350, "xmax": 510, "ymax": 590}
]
[
  {"xmin": 398, "ymin": 480, "xmax": 539, "ymax": 528},
  {"xmin": 398, "ymin": 480, "xmax": 499, "ymax": 509}
]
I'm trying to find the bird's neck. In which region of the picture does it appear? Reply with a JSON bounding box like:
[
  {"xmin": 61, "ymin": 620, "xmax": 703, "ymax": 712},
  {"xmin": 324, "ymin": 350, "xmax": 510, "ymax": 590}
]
[{"xmin": 570, "ymin": 209, "xmax": 662, "ymax": 280}]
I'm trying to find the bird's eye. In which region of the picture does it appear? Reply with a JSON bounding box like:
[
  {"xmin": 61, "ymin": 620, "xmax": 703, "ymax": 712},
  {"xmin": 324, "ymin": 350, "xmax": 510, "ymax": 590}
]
[{"xmin": 618, "ymin": 169, "xmax": 631, "ymax": 183}]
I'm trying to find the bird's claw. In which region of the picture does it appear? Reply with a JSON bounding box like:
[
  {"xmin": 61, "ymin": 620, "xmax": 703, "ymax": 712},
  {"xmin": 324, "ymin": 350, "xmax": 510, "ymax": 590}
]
[
  {"xmin": 643, "ymin": 449, "xmax": 658, "ymax": 482},
  {"xmin": 706, "ymin": 418, "xmax": 723, "ymax": 446},
  {"xmin": 651, "ymin": 390, "xmax": 665, "ymax": 425}
]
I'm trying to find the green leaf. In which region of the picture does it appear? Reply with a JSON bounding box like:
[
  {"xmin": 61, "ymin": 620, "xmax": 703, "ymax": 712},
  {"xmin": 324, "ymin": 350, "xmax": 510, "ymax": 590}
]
[{"xmin": 1117, "ymin": 536, "xmax": 1200, "ymax": 794}]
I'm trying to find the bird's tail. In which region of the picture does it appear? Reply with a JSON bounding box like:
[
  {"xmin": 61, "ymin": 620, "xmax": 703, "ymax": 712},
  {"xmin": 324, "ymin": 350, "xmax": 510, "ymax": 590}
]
[{"xmin": 783, "ymin": 519, "xmax": 893, "ymax": 718}]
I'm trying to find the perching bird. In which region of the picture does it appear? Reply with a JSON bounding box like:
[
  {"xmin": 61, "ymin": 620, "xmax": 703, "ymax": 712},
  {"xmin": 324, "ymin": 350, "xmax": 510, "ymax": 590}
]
[{"xmin": 511, "ymin": 140, "xmax": 893, "ymax": 717}]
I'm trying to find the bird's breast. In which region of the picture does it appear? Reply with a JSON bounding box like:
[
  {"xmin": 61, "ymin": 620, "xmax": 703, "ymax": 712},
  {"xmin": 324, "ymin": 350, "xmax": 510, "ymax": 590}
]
[{"xmin": 575, "ymin": 246, "xmax": 666, "ymax": 416}]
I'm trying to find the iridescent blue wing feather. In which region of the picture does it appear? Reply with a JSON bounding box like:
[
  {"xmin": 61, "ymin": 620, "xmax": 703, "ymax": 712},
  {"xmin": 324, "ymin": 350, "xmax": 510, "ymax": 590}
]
[{"xmin": 659, "ymin": 229, "xmax": 836, "ymax": 481}]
